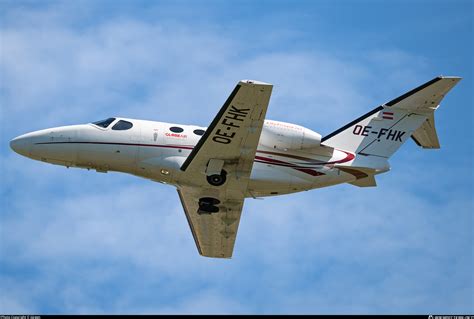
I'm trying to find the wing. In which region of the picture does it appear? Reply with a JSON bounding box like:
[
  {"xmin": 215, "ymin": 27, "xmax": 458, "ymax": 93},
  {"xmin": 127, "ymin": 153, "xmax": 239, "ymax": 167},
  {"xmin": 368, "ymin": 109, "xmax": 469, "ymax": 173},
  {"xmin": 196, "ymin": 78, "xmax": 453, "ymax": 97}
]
[
  {"xmin": 178, "ymin": 186, "xmax": 244, "ymax": 258},
  {"xmin": 178, "ymin": 80, "xmax": 273, "ymax": 258},
  {"xmin": 181, "ymin": 79, "xmax": 273, "ymax": 176}
]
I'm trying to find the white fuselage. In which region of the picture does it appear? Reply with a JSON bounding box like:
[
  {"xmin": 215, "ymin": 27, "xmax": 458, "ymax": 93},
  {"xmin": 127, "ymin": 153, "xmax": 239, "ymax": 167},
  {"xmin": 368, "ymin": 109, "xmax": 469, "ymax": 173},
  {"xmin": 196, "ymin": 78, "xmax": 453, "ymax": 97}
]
[{"xmin": 10, "ymin": 117, "xmax": 380, "ymax": 197}]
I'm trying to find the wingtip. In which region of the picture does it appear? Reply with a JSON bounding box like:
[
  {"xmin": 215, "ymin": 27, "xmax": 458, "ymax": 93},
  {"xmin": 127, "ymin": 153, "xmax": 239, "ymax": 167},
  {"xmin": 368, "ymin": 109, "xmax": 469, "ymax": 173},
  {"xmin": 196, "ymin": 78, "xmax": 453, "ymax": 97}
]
[
  {"xmin": 438, "ymin": 75, "xmax": 462, "ymax": 81},
  {"xmin": 239, "ymin": 79, "xmax": 273, "ymax": 86}
]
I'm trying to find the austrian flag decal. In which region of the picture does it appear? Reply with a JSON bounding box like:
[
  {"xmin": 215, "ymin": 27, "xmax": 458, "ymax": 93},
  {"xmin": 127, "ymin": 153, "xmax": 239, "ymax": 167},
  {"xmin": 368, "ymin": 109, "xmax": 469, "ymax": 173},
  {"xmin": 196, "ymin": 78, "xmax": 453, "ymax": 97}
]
[{"xmin": 382, "ymin": 111, "xmax": 394, "ymax": 120}]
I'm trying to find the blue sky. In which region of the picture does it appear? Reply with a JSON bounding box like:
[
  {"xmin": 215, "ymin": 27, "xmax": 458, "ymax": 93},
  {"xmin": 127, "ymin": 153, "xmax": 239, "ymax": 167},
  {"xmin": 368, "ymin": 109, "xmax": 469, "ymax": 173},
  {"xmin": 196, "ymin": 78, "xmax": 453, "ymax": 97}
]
[{"xmin": 0, "ymin": 0, "xmax": 472, "ymax": 314}]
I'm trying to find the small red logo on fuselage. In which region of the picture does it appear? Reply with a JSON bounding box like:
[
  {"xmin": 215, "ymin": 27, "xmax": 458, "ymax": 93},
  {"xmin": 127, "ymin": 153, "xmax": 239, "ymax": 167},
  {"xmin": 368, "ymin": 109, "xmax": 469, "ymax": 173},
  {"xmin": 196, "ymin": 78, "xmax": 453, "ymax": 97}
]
[{"xmin": 165, "ymin": 132, "xmax": 187, "ymax": 138}]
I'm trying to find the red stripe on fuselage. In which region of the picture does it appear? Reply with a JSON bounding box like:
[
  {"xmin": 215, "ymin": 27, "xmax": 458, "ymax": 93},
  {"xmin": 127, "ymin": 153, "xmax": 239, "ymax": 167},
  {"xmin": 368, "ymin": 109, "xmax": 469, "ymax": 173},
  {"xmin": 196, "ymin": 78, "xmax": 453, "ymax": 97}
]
[
  {"xmin": 256, "ymin": 149, "xmax": 354, "ymax": 165},
  {"xmin": 35, "ymin": 141, "xmax": 195, "ymax": 150},
  {"xmin": 254, "ymin": 156, "xmax": 326, "ymax": 176},
  {"xmin": 35, "ymin": 141, "xmax": 354, "ymax": 176}
]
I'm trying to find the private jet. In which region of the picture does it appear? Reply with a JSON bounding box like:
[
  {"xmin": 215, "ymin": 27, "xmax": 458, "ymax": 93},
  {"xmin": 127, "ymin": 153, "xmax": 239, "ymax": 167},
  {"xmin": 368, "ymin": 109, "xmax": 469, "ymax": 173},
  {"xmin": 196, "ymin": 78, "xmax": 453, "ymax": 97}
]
[{"xmin": 10, "ymin": 76, "xmax": 461, "ymax": 258}]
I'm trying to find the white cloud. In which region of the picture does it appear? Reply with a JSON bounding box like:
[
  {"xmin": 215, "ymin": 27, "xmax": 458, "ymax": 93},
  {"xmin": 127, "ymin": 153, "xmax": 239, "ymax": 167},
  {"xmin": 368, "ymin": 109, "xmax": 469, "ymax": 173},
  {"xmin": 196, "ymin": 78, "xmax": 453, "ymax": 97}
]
[{"xmin": 1, "ymin": 5, "xmax": 433, "ymax": 138}]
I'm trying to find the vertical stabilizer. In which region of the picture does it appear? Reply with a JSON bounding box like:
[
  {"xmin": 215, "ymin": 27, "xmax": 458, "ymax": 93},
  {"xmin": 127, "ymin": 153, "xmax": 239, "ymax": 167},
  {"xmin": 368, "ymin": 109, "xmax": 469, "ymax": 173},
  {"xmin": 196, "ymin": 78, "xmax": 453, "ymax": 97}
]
[{"xmin": 321, "ymin": 76, "xmax": 461, "ymax": 158}]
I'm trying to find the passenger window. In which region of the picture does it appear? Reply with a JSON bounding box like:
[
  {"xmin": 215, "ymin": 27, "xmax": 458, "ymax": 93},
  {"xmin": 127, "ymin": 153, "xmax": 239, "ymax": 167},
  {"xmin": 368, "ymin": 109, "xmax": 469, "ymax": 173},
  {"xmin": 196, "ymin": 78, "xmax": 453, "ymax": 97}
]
[
  {"xmin": 112, "ymin": 120, "xmax": 133, "ymax": 131},
  {"xmin": 169, "ymin": 126, "xmax": 184, "ymax": 133},
  {"xmin": 193, "ymin": 129, "xmax": 205, "ymax": 136},
  {"xmin": 92, "ymin": 118, "xmax": 116, "ymax": 128}
]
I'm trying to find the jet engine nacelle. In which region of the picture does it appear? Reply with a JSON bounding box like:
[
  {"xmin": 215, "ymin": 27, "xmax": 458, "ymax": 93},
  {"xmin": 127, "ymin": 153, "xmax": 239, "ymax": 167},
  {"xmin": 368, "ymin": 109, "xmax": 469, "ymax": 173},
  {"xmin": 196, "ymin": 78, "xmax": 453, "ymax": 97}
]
[{"xmin": 259, "ymin": 120, "xmax": 322, "ymax": 150}]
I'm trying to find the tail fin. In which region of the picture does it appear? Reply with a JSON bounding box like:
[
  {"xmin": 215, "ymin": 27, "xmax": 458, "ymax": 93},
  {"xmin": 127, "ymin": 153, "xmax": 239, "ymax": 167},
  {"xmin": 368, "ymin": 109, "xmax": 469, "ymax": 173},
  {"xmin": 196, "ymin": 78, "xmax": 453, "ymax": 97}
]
[{"xmin": 321, "ymin": 76, "xmax": 461, "ymax": 158}]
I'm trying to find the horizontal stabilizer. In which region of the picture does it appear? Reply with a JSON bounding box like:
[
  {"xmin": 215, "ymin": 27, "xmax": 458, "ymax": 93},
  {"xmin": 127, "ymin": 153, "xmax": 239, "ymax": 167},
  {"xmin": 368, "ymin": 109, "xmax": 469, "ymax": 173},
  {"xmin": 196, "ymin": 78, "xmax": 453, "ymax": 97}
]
[
  {"xmin": 349, "ymin": 175, "xmax": 377, "ymax": 187},
  {"xmin": 338, "ymin": 166, "xmax": 378, "ymax": 187},
  {"xmin": 411, "ymin": 112, "xmax": 440, "ymax": 149}
]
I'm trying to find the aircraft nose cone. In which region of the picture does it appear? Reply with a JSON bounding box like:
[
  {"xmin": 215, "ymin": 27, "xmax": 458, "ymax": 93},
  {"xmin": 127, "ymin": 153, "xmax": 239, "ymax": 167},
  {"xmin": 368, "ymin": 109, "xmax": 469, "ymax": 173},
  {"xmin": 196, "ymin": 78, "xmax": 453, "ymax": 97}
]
[{"xmin": 10, "ymin": 135, "xmax": 32, "ymax": 157}]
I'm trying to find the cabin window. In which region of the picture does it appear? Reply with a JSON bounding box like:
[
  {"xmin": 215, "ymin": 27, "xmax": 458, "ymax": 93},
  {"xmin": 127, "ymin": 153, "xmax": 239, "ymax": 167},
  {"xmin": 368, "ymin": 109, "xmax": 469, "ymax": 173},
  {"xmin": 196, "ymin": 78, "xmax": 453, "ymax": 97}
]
[
  {"xmin": 193, "ymin": 129, "xmax": 205, "ymax": 136},
  {"xmin": 169, "ymin": 126, "xmax": 184, "ymax": 133},
  {"xmin": 92, "ymin": 118, "xmax": 116, "ymax": 128},
  {"xmin": 112, "ymin": 120, "xmax": 133, "ymax": 131}
]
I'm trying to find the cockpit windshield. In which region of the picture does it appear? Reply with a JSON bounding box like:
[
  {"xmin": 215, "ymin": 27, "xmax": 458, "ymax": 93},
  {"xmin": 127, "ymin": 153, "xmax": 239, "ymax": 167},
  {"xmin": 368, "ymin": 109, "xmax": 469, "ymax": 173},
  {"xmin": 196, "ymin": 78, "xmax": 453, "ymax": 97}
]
[{"xmin": 92, "ymin": 118, "xmax": 116, "ymax": 128}]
